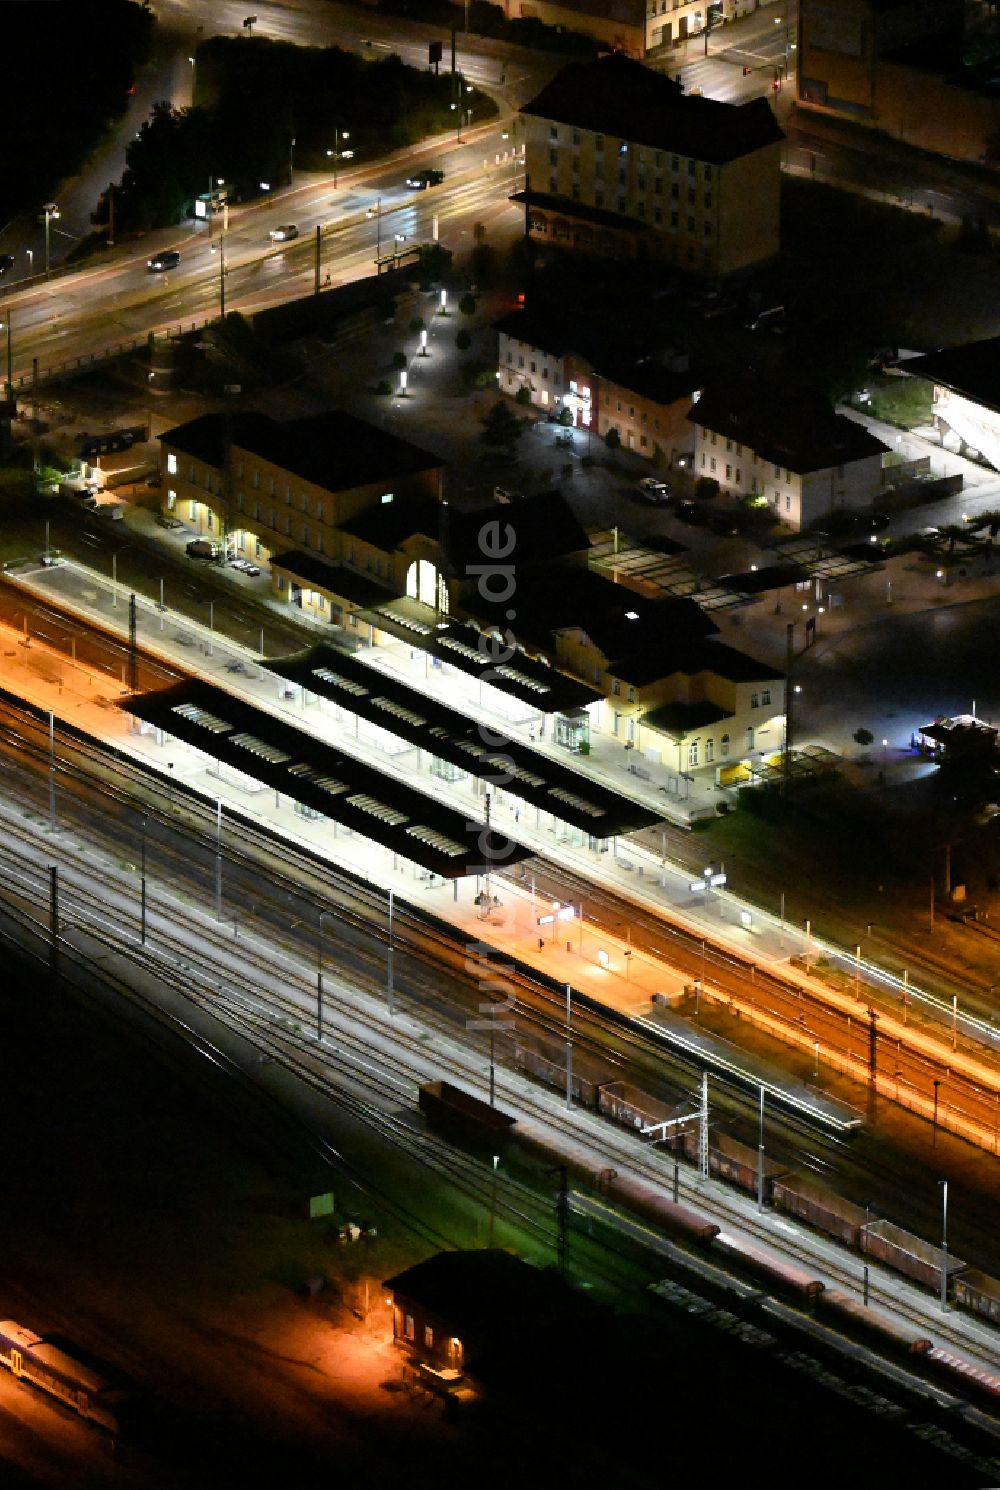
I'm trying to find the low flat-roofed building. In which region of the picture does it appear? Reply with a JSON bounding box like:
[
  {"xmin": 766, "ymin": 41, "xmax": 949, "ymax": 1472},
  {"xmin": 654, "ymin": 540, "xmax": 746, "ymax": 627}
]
[{"xmin": 902, "ymin": 338, "xmax": 1000, "ymax": 473}]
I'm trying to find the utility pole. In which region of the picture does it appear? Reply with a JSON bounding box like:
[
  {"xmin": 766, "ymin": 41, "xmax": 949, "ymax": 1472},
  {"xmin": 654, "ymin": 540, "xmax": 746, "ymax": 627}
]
[
  {"xmin": 699, "ymin": 1071, "xmax": 709, "ymax": 1179},
  {"xmin": 387, "ymin": 887, "xmax": 395, "ymax": 1016},
  {"xmin": 2, "ymin": 307, "xmax": 12, "ymax": 399},
  {"xmin": 756, "ymin": 1086, "xmax": 765, "ymax": 1213},
  {"xmin": 48, "ymin": 709, "xmax": 56, "ymax": 831},
  {"xmin": 782, "ymin": 622, "xmax": 795, "ymax": 791},
  {"xmin": 49, "ymin": 865, "xmax": 59, "ymax": 971},
  {"xmin": 215, "ymin": 800, "xmax": 223, "ymax": 921},
  {"xmin": 564, "ymin": 981, "xmax": 572, "ymax": 1109},
  {"xmin": 317, "ymin": 912, "xmax": 326, "ymax": 1042},
  {"xmin": 314, "ymin": 224, "xmax": 322, "ymax": 295},
  {"xmin": 140, "ymin": 817, "xmax": 147, "ymax": 946},
  {"xmin": 128, "ymin": 593, "xmax": 138, "ymax": 695}
]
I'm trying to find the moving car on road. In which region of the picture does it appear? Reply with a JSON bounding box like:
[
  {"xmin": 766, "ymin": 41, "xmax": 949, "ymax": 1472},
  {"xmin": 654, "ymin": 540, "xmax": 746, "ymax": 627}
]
[
  {"xmin": 147, "ymin": 250, "xmax": 180, "ymax": 272},
  {"xmin": 269, "ymin": 224, "xmax": 298, "ymax": 242},
  {"xmin": 405, "ymin": 168, "xmax": 444, "ymax": 189},
  {"xmin": 0, "ymin": 255, "xmax": 14, "ymax": 278}
]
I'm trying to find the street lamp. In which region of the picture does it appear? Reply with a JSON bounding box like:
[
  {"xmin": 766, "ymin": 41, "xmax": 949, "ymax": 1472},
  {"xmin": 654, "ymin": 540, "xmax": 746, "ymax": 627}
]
[
  {"xmin": 325, "ymin": 128, "xmax": 352, "ymax": 188},
  {"xmin": 0, "ymin": 311, "xmax": 11, "ymax": 399},
  {"xmin": 42, "ymin": 202, "xmax": 60, "ymax": 278},
  {"xmin": 210, "ymin": 237, "xmax": 227, "ymax": 319},
  {"xmin": 938, "ymin": 1178, "xmax": 949, "ymax": 1311}
]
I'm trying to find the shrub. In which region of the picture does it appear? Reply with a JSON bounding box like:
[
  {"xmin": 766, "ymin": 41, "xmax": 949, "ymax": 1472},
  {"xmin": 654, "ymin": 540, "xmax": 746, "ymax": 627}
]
[
  {"xmin": 514, "ymin": 385, "xmax": 532, "ymax": 406},
  {"xmin": 375, "ymin": 378, "xmax": 392, "ymax": 395},
  {"xmin": 695, "ymin": 476, "xmax": 720, "ymax": 500},
  {"xmin": 605, "ymin": 427, "xmax": 621, "ymax": 451}
]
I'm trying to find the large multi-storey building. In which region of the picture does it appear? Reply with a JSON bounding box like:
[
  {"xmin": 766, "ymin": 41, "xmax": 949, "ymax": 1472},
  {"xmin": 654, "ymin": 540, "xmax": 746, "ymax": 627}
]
[{"xmin": 514, "ymin": 53, "xmax": 783, "ymax": 275}]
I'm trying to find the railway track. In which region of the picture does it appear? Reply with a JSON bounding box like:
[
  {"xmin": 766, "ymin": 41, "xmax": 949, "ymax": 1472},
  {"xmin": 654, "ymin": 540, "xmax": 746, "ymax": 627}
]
[{"xmin": 1, "ymin": 791, "xmax": 999, "ymax": 1380}]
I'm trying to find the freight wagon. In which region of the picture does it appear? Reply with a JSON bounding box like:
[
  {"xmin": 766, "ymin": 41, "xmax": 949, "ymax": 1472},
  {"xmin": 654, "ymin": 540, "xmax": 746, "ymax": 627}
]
[
  {"xmin": 951, "ymin": 1269, "xmax": 1000, "ymax": 1325},
  {"xmin": 712, "ymin": 1231, "xmax": 825, "ymax": 1299},
  {"xmin": 771, "ymin": 1176, "xmax": 867, "ymax": 1248},
  {"xmin": 592, "ymin": 1173, "xmax": 720, "ymax": 1244},
  {"xmin": 0, "ymin": 1320, "xmax": 123, "ymax": 1432},
  {"xmin": 418, "ymin": 1080, "xmax": 516, "ymax": 1150},
  {"xmin": 861, "ymin": 1219, "xmax": 966, "ymax": 1295},
  {"xmin": 674, "ymin": 1128, "xmax": 789, "ymax": 1201}
]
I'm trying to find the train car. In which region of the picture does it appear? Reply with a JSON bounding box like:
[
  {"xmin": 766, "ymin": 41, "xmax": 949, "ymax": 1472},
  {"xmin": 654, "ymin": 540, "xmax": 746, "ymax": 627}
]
[
  {"xmin": 819, "ymin": 1289, "xmax": 931, "ymax": 1353},
  {"xmin": 922, "ymin": 1348, "xmax": 1000, "ymax": 1403},
  {"xmin": 951, "ymin": 1268, "xmax": 1000, "ymax": 1325},
  {"xmin": 418, "ymin": 1080, "xmax": 516, "ymax": 1151},
  {"xmin": 861, "ymin": 1219, "xmax": 966, "ymax": 1295},
  {"xmin": 712, "ymin": 1231, "xmax": 826, "ymax": 1300},
  {"xmin": 592, "ymin": 1172, "xmax": 720, "ymax": 1244},
  {"xmin": 595, "ymin": 1080, "xmax": 682, "ymax": 1134},
  {"xmin": 511, "ymin": 1040, "xmax": 607, "ymax": 1109},
  {"xmin": 0, "ymin": 1320, "xmax": 123, "ymax": 1432},
  {"xmin": 676, "ymin": 1128, "xmax": 789, "ymax": 1202},
  {"xmin": 771, "ymin": 1176, "xmax": 867, "ymax": 1248}
]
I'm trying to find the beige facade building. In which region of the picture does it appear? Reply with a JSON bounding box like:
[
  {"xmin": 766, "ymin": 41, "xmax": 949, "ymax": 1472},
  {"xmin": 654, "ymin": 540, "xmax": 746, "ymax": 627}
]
[
  {"xmin": 495, "ymin": 307, "xmax": 698, "ymax": 462},
  {"xmin": 515, "ymin": 53, "xmax": 783, "ymax": 276},
  {"xmin": 690, "ymin": 389, "xmax": 889, "ymax": 530}
]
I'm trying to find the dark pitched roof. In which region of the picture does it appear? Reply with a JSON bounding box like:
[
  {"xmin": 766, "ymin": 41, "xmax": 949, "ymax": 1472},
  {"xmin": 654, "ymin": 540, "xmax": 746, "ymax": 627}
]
[
  {"xmin": 690, "ymin": 390, "xmax": 889, "ymax": 474},
  {"xmin": 269, "ymin": 551, "xmax": 398, "ymax": 607},
  {"xmin": 159, "ymin": 410, "xmax": 443, "ymax": 492},
  {"xmin": 338, "ymin": 494, "xmax": 441, "ymax": 549},
  {"xmin": 465, "ymin": 564, "xmax": 716, "ymax": 668},
  {"xmin": 902, "ymin": 337, "xmax": 1000, "ymax": 416},
  {"xmin": 340, "ymin": 492, "xmax": 590, "ymax": 569},
  {"xmin": 521, "ymin": 54, "xmax": 785, "ymax": 164},
  {"xmin": 384, "ymin": 1250, "xmax": 594, "ymax": 1341},
  {"xmin": 494, "ymin": 308, "xmax": 699, "ymax": 409},
  {"xmin": 643, "ymin": 699, "xmax": 733, "ymax": 735}
]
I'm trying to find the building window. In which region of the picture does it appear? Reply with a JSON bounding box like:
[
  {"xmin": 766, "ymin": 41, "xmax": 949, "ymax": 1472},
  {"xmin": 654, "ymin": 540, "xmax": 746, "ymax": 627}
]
[
  {"xmin": 671, "ymin": 155, "xmax": 679, "ymax": 171},
  {"xmin": 653, "ymin": 205, "xmax": 662, "ymax": 224},
  {"xmin": 595, "ymin": 133, "xmax": 604, "ymax": 152},
  {"xmin": 687, "ymin": 215, "xmax": 695, "ymax": 232},
  {"xmin": 747, "ymin": 726, "xmax": 755, "ymax": 751},
  {"xmin": 735, "ymin": 469, "xmax": 742, "ymax": 485},
  {"xmin": 762, "ymin": 689, "xmax": 771, "ymax": 706},
  {"xmin": 166, "ymin": 452, "xmax": 177, "ymax": 475},
  {"xmin": 710, "ymin": 458, "xmax": 716, "ymax": 473},
  {"xmin": 707, "ymin": 738, "xmax": 715, "ymax": 763},
  {"xmin": 627, "ymin": 686, "xmax": 635, "ymax": 703},
  {"xmin": 549, "ymin": 126, "xmax": 558, "ymax": 140},
  {"xmin": 549, "ymin": 177, "xmax": 557, "ymax": 194},
  {"xmin": 424, "ymin": 1325, "xmax": 434, "ymax": 1348},
  {"xmin": 671, "ymin": 182, "xmax": 679, "ymax": 201},
  {"xmin": 774, "ymin": 464, "xmax": 781, "ymax": 478},
  {"xmin": 617, "ymin": 197, "xmax": 626, "ymax": 213},
  {"xmin": 404, "ymin": 1314, "xmax": 415, "ymax": 1341},
  {"xmin": 252, "ymin": 470, "xmax": 260, "ymax": 489},
  {"xmin": 382, "ymin": 491, "xmax": 394, "ymax": 504},
  {"xmin": 688, "ymin": 160, "xmax": 696, "ymax": 176},
  {"xmin": 786, "ymin": 493, "xmax": 792, "ymax": 512},
  {"xmin": 612, "ymin": 679, "xmax": 621, "ymax": 696},
  {"xmin": 572, "ymin": 129, "xmax": 580, "ymax": 145},
  {"xmin": 595, "ymin": 191, "xmax": 604, "ymax": 209},
  {"xmin": 688, "ymin": 740, "xmax": 699, "ymax": 767},
  {"xmin": 705, "ymin": 193, "xmax": 712, "ymax": 209},
  {"xmin": 720, "ymin": 734, "xmax": 730, "ymax": 757},
  {"xmin": 751, "ymin": 692, "xmax": 759, "ymax": 709},
  {"xmin": 670, "ymin": 211, "xmax": 678, "ymax": 228},
  {"xmin": 549, "ymin": 148, "xmax": 557, "ymax": 166}
]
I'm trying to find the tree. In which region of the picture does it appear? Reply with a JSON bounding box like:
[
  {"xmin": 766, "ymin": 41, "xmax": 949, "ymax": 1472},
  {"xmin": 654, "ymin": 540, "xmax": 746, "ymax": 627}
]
[
  {"xmin": 695, "ymin": 476, "xmax": 720, "ymax": 500},
  {"xmin": 392, "ymin": 351, "xmax": 407, "ymax": 371},
  {"xmin": 470, "ymin": 241, "xmax": 496, "ymax": 290},
  {"xmin": 853, "ymin": 728, "xmax": 874, "ymax": 751},
  {"xmin": 459, "ymin": 293, "xmax": 477, "ymax": 316},
  {"xmin": 481, "ymin": 400, "xmax": 524, "ymax": 446},
  {"xmin": 514, "ymin": 385, "xmax": 532, "ymax": 406},
  {"xmin": 456, "ymin": 328, "xmax": 471, "ymax": 352},
  {"xmin": 416, "ymin": 242, "xmax": 452, "ymax": 287},
  {"xmin": 605, "ymin": 427, "xmax": 620, "ymax": 451},
  {"xmin": 557, "ymin": 406, "xmax": 573, "ymax": 427}
]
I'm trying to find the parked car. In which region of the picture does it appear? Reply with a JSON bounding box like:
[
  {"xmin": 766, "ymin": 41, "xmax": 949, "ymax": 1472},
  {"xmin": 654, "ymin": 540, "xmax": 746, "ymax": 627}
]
[
  {"xmin": 636, "ymin": 477, "xmax": 670, "ymax": 504},
  {"xmin": 269, "ymin": 224, "xmax": 298, "ymax": 242},
  {"xmin": 186, "ymin": 538, "xmax": 218, "ymax": 559},
  {"xmin": 673, "ymin": 500, "xmax": 706, "ymax": 525},
  {"xmin": 0, "ymin": 255, "xmax": 14, "ymax": 278},
  {"xmin": 405, "ymin": 168, "xmax": 444, "ymax": 189},
  {"xmin": 231, "ymin": 557, "xmax": 261, "ymax": 576},
  {"xmin": 147, "ymin": 250, "xmax": 180, "ymax": 272},
  {"xmin": 97, "ymin": 503, "xmax": 125, "ymax": 522},
  {"xmin": 156, "ymin": 514, "xmax": 184, "ymax": 530}
]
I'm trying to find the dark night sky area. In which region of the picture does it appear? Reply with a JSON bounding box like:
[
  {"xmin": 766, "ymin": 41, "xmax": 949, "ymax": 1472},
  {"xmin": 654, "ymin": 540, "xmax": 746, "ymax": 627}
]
[{"xmin": 0, "ymin": 0, "xmax": 152, "ymax": 221}]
